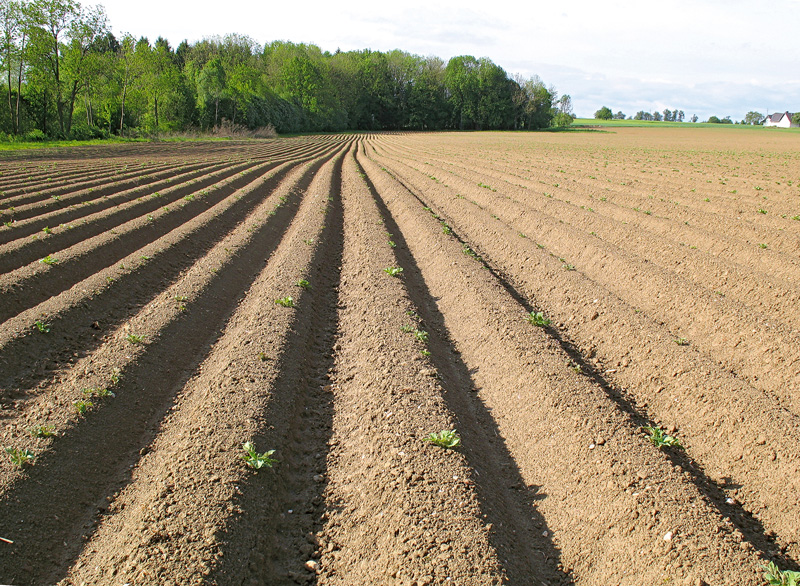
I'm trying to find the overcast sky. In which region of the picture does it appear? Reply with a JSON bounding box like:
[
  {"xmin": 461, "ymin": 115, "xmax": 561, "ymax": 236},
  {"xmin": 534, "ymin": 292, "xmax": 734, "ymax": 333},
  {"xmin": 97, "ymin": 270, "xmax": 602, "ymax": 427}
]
[{"xmin": 98, "ymin": 0, "xmax": 800, "ymax": 121}]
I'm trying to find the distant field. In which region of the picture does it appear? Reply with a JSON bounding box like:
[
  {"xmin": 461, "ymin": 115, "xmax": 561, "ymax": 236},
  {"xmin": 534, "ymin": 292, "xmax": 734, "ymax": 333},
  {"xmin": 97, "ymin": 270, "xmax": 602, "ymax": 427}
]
[
  {"xmin": 1, "ymin": 127, "xmax": 799, "ymax": 585},
  {"xmin": 572, "ymin": 117, "xmax": 797, "ymax": 129}
]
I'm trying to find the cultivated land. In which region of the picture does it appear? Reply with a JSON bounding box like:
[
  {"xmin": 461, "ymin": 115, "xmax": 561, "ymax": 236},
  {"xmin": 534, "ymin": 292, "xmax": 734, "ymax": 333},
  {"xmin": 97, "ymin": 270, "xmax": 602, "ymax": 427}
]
[{"xmin": 0, "ymin": 127, "xmax": 798, "ymax": 585}]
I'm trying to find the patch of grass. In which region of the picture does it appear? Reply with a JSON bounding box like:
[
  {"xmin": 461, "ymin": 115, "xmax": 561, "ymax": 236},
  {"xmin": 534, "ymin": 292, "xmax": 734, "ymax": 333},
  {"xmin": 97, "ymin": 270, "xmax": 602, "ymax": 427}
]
[
  {"xmin": 274, "ymin": 296, "xmax": 295, "ymax": 308},
  {"xmin": 240, "ymin": 441, "xmax": 277, "ymax": 470},
  {"xmin": 5, "ymin": 446, "xmax": 35, "ymax": 468},
  {"xmin": 642, "ymin": 425, "xmax": 682, "ymax": 449},
  {"xmin": 39, "ymin": 255, "xmax": 58, "ymax": 265},
  {"xmin": 296, "ymin": 279, "xmax": 311, "ymax": 290},
  {"xmin": 383, "ymin": 266, "xmax": 403, "ymax": 277},
  {"xmin": 423, "ymin": 429, "xmax": 461, "ymax": 449},
  {"xmin": 126, "ymin": 334, "xmax": 144, "ymax": 344},
  {"xmin": 526, "ymin": 311, "xmax": 551, "ymax": 327}
]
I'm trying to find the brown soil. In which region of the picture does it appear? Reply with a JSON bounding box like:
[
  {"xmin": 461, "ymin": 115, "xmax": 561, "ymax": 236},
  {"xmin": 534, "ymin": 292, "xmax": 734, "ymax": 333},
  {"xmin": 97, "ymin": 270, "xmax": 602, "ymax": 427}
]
[{"xmin": 0, "ymin": 129, "xmax": 797, "ymax": 585}]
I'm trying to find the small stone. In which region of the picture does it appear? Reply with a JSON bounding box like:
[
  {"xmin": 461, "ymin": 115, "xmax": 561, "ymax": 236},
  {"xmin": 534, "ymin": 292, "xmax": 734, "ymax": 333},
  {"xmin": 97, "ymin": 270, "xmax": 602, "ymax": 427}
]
[
  {"xmin": 725, "ymin": 497, "xmax": 736, "ymax": 505},
  {"xmin": 313, "ymin": 474, "xmax": 324, "ymax": 483},
  {"xmin": 589, "ymin": 443, "xmax": 596, "ymax": 450},
  {"xmin": 663, "ymin": 531, "xmax": 673, "ymax": 541},
  {"xmin": 596, "ymin": 437, "xmax": 605, "ymax": 445},
  {"xmin": 304, "ymin": 560, "xmax": 319, "ymax": 572}
]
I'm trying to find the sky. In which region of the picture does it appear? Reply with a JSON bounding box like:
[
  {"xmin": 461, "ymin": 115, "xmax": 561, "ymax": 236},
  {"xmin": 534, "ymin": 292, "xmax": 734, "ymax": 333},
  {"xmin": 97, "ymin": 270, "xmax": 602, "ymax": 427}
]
[{"xmin": 97, "ymin": 0, "xmax": 800, "ymax": 121}]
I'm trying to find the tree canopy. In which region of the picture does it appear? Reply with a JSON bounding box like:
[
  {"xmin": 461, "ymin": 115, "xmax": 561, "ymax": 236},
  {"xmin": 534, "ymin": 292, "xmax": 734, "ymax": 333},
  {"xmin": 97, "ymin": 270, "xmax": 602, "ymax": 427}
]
[{"xmin": 0, "ymin": 0, "xmax": 569, "ymax": 138}]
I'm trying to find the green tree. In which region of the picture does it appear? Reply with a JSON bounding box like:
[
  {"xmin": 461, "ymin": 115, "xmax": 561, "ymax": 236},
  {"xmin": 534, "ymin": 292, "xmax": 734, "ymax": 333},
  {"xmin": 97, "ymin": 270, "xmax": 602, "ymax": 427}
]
[
  {"xmin": 594, "ymin": 106, "xmax": 612, "ymax": 120},
  {"xmin": 744, "ymin": 111, "xmax": 764, "ymax": 125},
  {"xmin": 0, "ymin": 0, "xmax": 26, "ymax": 134},
  {"xmin": 195, "ymin": 55, "xmax": 226, "ymax": 127}
]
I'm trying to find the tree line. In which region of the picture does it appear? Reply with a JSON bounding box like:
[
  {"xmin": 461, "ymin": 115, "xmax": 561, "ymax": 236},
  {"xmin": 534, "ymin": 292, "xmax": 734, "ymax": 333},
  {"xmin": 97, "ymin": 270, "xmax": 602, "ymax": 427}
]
[
  {"xmin": 0, "ymin": 0, "xmax": 573, "ymax": 140},
  {"xmin": 594, "ymin": 106, "xmax": 695, "ymax": 123}
]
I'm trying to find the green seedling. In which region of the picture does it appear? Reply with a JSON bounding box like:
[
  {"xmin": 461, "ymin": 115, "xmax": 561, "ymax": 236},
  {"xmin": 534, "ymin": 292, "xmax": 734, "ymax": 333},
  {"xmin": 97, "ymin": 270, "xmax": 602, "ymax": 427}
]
[
  {"xmin": 275, "ymin": 296, "xmax": 295, "ymax": 308},
  {"xmin": 526, "ymin": 311, "xmax": 550, "ymax": 327},
  {"xmin": 400, "ymin": 325, "xmax": 414, "ymax": 333},
  {"xmin": 296, "ymin": 279, "xmax": 311, "ymax": 290},
  {"xmin": 388, "ymin": 240, "xmax": 396, "ymax": 248},
  {"xmin": 759, "ymin": 243, "xmax": 768, "ymax": 249},
  {"xmin": 762, "ymin": 562, "xmax": 800, "ymax": 586},
  {"xmin": 674, "ymin": 338, "xmax": 689, "ymax": 346},
  {"xmin": 34, "ymin": 320, "xmax": 51, "ymax": 333},
  {"xmin": 240, "ymin": 441, "xmax": 277, "ymax": 470},
  {"xmin": 29, "ymin": 425, "xmax": 55, "ymax": 438},
  {"xmin": 39, "ymin": 255, "xmax": 57, "ymax": 265},
  {"xmin": 126, "ymin": 334, "xmax": 144, "ymax": 344},
  {"xmin": 258, "ymin": 352, "xmax": 270, "ymax": 362},
  {"xmin": 758, "ymin": 208, "xmax": 767, "ymax": 214},
  {"xmin": 424, "ymin": 430, "xmax": 461, "ymax": 449},
  {"xmin": 384, "ymin": 267, "xmax": 403, "ymax": 277},
  {"xmin": 41, "ymin": 226, "xmax": 52, "ymax": 234},
  {"xmin": 414, "ymin": 329, "xmax": 429, "ymax": 343},
  {"xmin": 420, "ymin": 349, "xmax": 431, "ymax": 357},
  {"xmin": 642, "ymin": 425, "xmax": 682, "ymax": 449},
  {"xmin": 110, "ymin": 368, "xmax": 121, "ymax": 386},
  {"xmin": 74, "ymin": 399, "xmax": 92, "ymax": 415},
  {"xmin": 174, "ymin": 295, "xmax": 189, "ymax": 302},
  {"xmin": 563, "ymin": 264, "xmax": 575, "ymax": 271},
  {"xmin": 6, "ymin": 446, "xmax": 35, "ymax": 468},
  {"xmin": 82, "ymin": 387, "xmax": 115, "ymax": 398}
]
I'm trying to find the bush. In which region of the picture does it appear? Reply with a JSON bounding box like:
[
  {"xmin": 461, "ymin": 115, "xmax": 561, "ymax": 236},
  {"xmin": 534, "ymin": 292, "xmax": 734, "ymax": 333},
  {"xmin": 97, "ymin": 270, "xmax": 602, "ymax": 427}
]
[
  {"xmin": 553, "ymin": 112, "xmax": 575, "ymax": 128},
  {"xmin": 69, "ymin": 124, "xmax": 108, "ymax": 141},
  {"xmin": 22, "ymin": 129, "xmax": 47, "ymax": 142}
]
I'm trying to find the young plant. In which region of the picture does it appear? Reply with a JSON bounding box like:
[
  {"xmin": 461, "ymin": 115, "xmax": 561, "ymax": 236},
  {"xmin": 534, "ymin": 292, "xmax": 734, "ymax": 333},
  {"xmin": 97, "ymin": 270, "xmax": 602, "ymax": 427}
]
[
  {"xmin": 82, "ymin": 387, "xmax": 115, "ymax": 398},
  {"xmin": 240, "ymin": 441, "xmax": 277, "ymax": 470},
  {"xmin": 642, "ymin": 425, "xmax": 682, "ymax": 449},
  {"xmin": 414, "ymin": 329, "xmax": 429, "ymax": 343},
  {"xmin": 296, "ymin": 279, "xmax": 311, "ymax": 290},
  {"xmin": 400, "ymin": 324, "xmax": 414, "ymax": 333},
  {"xmin": 29, "ymin": 425, "xmax": 55, "ymax": 438},
  {"xmin": 39, "ymin": 255, "xmax": 58, "ymax": 265},
  {"xmin": 274, "ymin": 296, "xmax": 295, "ymax": 308},
  {"xmin": 424, "ymin": 430, "xmax": 461, "ymax": 449},
  {"xmin": 5, "ymin": 447, "xmax": 35, "ymax": 468},
  {"xmin": 74, "ymin": 399, "xmax": 93, "ymax": 416},
  {"xmin": 526, "ymin": 311, "xmax": 550, "ymax": 327},
  {"xmin": 762, "ymin": 562, "xmax": 800, "ymax": 586},
  {"xmin": 674, "ymin": 337, "xmax": 689, "ymax": 346},
  {"xmin": 34, "ymin": 320, "xmax": 51, "ymax": 333},
  {"xmin": 41, "ymin": 226, "xmax": 52, "ymax": 234},
  {"xmin": 126, "ymin": 334, "xmax": 144, "ymax": 344},
  {"xmin": 383, "ymin": 266, "xmax": 403, "ymax": 277}
]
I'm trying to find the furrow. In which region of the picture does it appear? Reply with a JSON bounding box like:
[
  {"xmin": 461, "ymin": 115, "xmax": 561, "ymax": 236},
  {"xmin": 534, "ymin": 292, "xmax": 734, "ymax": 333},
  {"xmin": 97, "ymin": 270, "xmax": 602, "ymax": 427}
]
[
  {"xmin": 359, "ymin": 144, "xmax": 765, "ymax": 585},
  {"xmin": 367, "ymin": 146, "xmax": 800, "ymax": 564},
  {"xmin": 370, "ymin": 145, "xmax": 800, "ymax": 415},
  {"xmin": 0, "ymin": 159, "xmax": 290, "ymax": 322},
  {"xmin": 0, "ymin": 148, "xmax": 335, "ymax": 396},
  {"xmin": 308, "ymin": 146, "xmax": 509, "ymax": 585},
  {"xmin": 53, "ymin": 140, "xmax": 351, "ymax": 586}
]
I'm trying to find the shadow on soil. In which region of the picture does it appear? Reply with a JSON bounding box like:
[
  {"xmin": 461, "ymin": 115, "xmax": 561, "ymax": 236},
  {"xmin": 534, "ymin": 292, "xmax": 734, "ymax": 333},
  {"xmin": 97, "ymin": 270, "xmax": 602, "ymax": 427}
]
[
  {"xmin": 210, "ymin": 144, "xmax": 348, "ymax": 585},
  {"xmin": 361, "ymin": 157, "xmax": 573, "ymax": 586},
  {"xmin": 0, "ymin": 146, "xmax": 347, "ymax": 586},
  {"xmin": 478, "ymin": 258, "xmax": 799, "ymax": 573}
]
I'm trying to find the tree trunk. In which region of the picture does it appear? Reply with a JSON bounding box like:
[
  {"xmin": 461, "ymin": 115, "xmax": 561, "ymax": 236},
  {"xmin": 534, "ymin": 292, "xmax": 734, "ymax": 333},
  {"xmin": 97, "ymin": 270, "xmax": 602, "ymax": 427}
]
[
  {"xmin": 6, "ymin": 47, "xmax": 14, "ymax": 135},
  {"xmin": 15, "ymin": 32, "xmax": 24, "ymax": 135}
]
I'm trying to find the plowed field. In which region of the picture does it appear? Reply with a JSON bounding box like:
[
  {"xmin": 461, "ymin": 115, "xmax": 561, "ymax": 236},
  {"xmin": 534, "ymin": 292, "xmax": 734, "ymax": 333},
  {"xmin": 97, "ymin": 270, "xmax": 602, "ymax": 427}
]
[{"xmin": 1, "ymin": 128, "xmax": 798, "ymax": 585}]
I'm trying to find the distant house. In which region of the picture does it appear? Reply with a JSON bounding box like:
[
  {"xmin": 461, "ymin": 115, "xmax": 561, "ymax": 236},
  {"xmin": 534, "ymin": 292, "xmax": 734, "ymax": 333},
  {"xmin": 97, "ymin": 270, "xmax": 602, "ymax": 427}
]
[{"xmin": 764, "ymin": 111, "xmax": 798, "ymax": 128}]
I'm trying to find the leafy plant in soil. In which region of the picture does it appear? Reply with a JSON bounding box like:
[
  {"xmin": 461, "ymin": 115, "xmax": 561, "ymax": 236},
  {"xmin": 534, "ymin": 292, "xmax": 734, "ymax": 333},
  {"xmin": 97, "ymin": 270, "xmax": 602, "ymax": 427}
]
[
  {"xmin": 384, "ymin": 266, "xmax": 403, "ymax": 277},
  {"xmin": 275, "ymin": 296, "xmax": 295, "ymax": 307},
  {"xmin": 526, "ymin": 311, "xmax": 551, "ymax": 327},
  {"xmin": 6, "ymin": 447, "xmax": 35, "ymax": 468},
  {"xmin": 642, "ymin": 425, "xmax": 682, "ymax": 449},
  {"xmin": 34, "ymin": 320, "xmax": 51, "ymax": 333},
  {"xmin": 126, "ymin": 334, "xmax": 144, "ymax": 344},
  {"xmin": 39, "ymin": 255, "xmax": 58, "ymax": 265},
  {"xmin": 296, "ymin": 279, "xmax": 311, "ymax": 289},
  {"xmin": 74, "ymin": 399, "xmax": 93, "ymax": 416},
  {"xmin": 762, "ymin": 562, "xmax": 800, "ymax": 586},
  {"xmin": 424, "ymin": 430, "xmax": 461, "ymax": 449},
  {"xmin": 240, "ymin": 442, "xmax": 277, "ymax": 470},
  {"xmin": 29, "ymin": 425, "xmax": 55, "ymax": 438},
  {"xmin": 674, "ymin": 338, "xmax": 689, "ymax": 346}
]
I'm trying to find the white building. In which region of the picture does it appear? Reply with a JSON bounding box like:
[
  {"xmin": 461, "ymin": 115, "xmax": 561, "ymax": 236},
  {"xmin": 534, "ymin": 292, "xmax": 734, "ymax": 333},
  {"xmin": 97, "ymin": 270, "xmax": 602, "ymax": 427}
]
[{"xmin": 764, "ymin": 111, "xmax": 798, "ymax": 128}]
